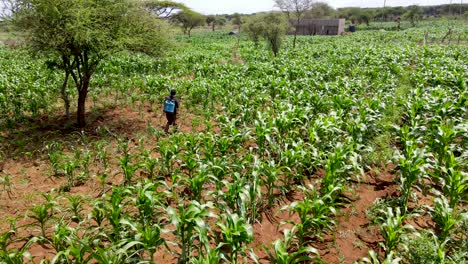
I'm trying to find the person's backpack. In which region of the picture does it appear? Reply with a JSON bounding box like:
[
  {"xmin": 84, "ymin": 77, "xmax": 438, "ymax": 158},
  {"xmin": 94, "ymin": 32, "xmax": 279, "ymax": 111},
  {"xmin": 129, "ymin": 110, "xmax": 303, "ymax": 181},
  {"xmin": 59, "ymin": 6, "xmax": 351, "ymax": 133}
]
[{"xmin": 163, "ymin": 98, "xmax": 176, "ymax": 113}]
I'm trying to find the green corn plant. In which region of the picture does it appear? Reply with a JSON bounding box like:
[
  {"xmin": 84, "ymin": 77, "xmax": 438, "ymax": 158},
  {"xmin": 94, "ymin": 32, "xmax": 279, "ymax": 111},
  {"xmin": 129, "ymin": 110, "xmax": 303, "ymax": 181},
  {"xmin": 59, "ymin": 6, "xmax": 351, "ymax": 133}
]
[
  {"xmin": 428, "ymin": 123, "xmax": 456, "ymax": 169},
  {"xmin": 168, "ymin": 201, "xmax": 217, "ymax": 264},
  {"xmin": 90, "ymin": 200, "xmax": 106, "ymax": 227},
  {"xmin": 118, "ymin": 140, "xmax": 140, "ymax": 185},
  {"xmin": 321, "ymin": 141, "xmax": 353, "ymax": 198},
  {"xmin": 0, "ymin": 241, "xmax": 33, "ymax": 264},
  {"xmin": 378, "ymin": 207, "xmax": 414, "ymax": 255},
  {"xmin": 47, "ymin": 150, "xmax": 64, "ymax": 176},
  {"xmin": 208, "ymin": 156, "xmax": 231, "ymax": 188},
  {"xmin": 260, "ymin": 159, "xmax": 288, "ymax": 209},
  {"xmin": 184, "ymin": 165, "xmax": 209, "ymax": 202},
  {"xmin": 93, "ymin": 140, "xmax": 110, "ymax": 170},
  {"xmin": 91, "ymin": 245, "xmax": 127, "ymax": 264},
  {"xmin": 254, "ymin": 113, "xmax": 273, "ymax": 152},
  {"xmin": 141, "ymin": 152, "xmax": 158, "ymax": 180},
  {"xmin": 120, "ymin": 218, "xmax": 167, "ymax": 263},
  {"xmin": 42, "ymin": 192, "xmax": 59, "ymax": 214},
  {"xmin": 130, "ymin": 181, "xmax": 165, "ymax": 225},
  {"xmin": 184, "ymin": 133, "xmax": 201, "ymax": 155},
  {"xmin": 356, "ymin": 250, "xmax": 402, "ymax": 264},
  {"xmin": 157, "ymin": 139, "xmax": 180, "ymax": 176},
  {"xmin": 190, "ymin": 247, "xmax": 222, "ymax": 264},
  {"xmin": 192, "ymin": 209, "xmax": 213, "ymax": 261},
  {"xmin": 202, "ymin": 134, "xmax": 216, "ymax": 163},
  {"xmin": 216, "ymin": 135, "xmax": 233, "ymax": 156},
  {"xmin": 50, "ymin": 220, "xmax": 73, "ymax": 254},
  {"xmin": 65, "ymin": 195, "xmax": 85, "ymax": 222},
  {"xmin": 239, "ymin": 169, "xmax": 263, "ymax": 225},
  {"xmin": 282, "ymin": 183, "xmax": 338, "ymax": 246},
  {"xmin": 397, "ymin": 126, "xmax": 428, "ymax": 214},
  {"xmin": 0, "ymin": 230, "xmax": 15, "ymax": 253},
  {"xmin": 265, "ymin": 227, "xmax": 319, "ymax": 264},
  {"xmin": 45, "ymin": 141, "xmax": 64, "ymax": 176},
  {"xmin": 74, "ymin": 148, "xmax": 91, "ymax": 176},
  {"xmin": 216, "ymin": 172, "xmax": 247, "ymax": 217},
  {"xmin": 91, "ymin": 239, "xmax": 149, "ymax": 263},
  {"xmin": 216, "ymin": 211, "xmax": 253, "ymax": 264},
  {"xmin": 29, "ymin": 202, "xmax": 54, "ymax": 239},
  {"xmin": 181, "ymin": 152, "xmax": 200, "ymax": 178},
  {"xmin": 438, "ymin": 153, "xmax": 467, "ymax": 208},
  {"xmin": 96, "ymin": 172, "xmax": 108, "ymax": 195},
  {"xmin": 0, "ymin": 174, "xmax": 13, "ymax": 198},
  {"xmin": 63, "ymin": 158, "xmax": 79, "ymax": 191},
  {"xmin": 104, "ymin": 187, "xmax": 131, "ymax": 240},
  {"xmin": 51, "ymin": 231, "xmax": 93, "ymax": 264},
  {"xmin": 278, "ymin": 140, "xmax": 313, "ymax": 188},
  {"xmin": 431, "ymin": 196, "xmax": 466, "ymax": 241}
]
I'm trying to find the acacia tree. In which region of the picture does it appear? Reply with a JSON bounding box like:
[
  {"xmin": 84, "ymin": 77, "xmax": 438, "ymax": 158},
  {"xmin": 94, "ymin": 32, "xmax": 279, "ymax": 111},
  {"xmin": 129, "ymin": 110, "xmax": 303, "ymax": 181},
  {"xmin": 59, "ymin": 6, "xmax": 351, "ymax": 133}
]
[
  {"xmin": 262, "ymin": 13, "xmax": 289, "ymax": 57},
  {"xmin": 171, "ymin": 9, "xmax": 205, "ymax": 37},
  {"xmin": 275, "ymin": 0, "xmax": 315, "ymax": 49},
  {"xmin": 15, "ymin": 0, "xmax": 169, "ymax": 127},
  {"xmin": 206, "ymin": 15, "xmax": 216, "ymax": 31},
  {"xmin": 244, "ymin": 13, "xmax": 289, "ymax": 57},
  {"xmin": 244, "ymin": 16, "xmax": 265, "ymax": 47},
  {"xmin": 231, "ymin": 13, "xmax": 243, "ymax": 47},
  {"xmin": 403, "ymin": 5, "xmax": 422, "ymax": 27},
  {"xmin": 142, "ymin": 0, "xmax": 187, "ymax": 18},
  {"xmin": 206, "ymin": 15, "xmax": 226, "ymax": 32},
  {"xmin": 305, "ymin": 2, "xmax": 335, "ymax": 18}
]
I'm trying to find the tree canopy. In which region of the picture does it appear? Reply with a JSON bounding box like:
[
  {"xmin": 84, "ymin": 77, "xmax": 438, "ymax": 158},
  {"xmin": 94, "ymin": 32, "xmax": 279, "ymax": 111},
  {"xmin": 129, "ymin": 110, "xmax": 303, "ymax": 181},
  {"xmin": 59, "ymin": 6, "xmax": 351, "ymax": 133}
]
[
  {"xmin": 142, "ymin": 0, "xmax": 188, "ymax": 18},
  {"xmin": 274, "ymin": 0, "xmax": 315, "ymax": 48},
  {"xmin": 171, "ymin": 9, "xmax": 205, "ymax": 37},
  {"xmin": 14, "ymin": 0, "xmax": 170, "ymax": 127},
  {"xmin": 244, "ymin": 13, "xmax": 289, "ymax": 57},
  {"xmin": 403, "ymin": 5, "xmax": 422, "ymax": 27},
  {"xmin": 305, "ymin": 2, "xmax": 336, "ymax": 19}
]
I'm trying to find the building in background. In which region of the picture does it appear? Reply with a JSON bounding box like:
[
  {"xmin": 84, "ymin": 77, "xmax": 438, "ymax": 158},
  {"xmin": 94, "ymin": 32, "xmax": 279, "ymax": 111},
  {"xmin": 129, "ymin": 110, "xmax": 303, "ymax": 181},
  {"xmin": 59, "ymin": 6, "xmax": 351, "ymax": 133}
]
[{"xmin": 292, "ymin": 19, "xmax": 345, "ymax": 35}]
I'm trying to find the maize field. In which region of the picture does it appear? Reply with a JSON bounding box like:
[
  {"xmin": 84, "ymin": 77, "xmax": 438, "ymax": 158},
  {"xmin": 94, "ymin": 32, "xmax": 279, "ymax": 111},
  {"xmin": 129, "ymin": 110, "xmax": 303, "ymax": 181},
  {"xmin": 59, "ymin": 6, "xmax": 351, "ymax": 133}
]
[{"xmin": 0, "ymin": 21, "xmax": 467, "ymax": 263}]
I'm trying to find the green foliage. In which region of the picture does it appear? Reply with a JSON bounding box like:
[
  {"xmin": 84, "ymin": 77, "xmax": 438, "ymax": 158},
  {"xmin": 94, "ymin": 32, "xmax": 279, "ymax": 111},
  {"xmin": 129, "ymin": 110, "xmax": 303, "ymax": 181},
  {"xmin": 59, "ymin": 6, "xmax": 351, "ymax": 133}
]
[
  {"xmin": 244, "ymin": 13, "xmax": 289, "ymax": 56},
  {"xmin": 356, "ymin": 250, "xmax": 402, "ymax": 264},
  {"xmin": 305, "ymin": 2, "xmax": 336, "ymax": 19},
  {"xmin": 244, "ymin": 16, "xmax": 265, "ymax": 47},
  {"xmin": 168, "ymin": 201, "xmax": 216, "ymax": 263},
  {"xmin": 171, "ymin": 9, "xmax": 205, "ymax": 37},
  {"xmin": 143, "ymin": 0, "xmax": 188, "ymax": 18},
  {"xmin": 431, "ymin": 196, "xmax": 466, "ymax": 241},
  {"xmin": 14, "ymin": 0, "xmax": 170, "ymax": 126},
  {"xmin": 403, "ymin": 5, "xmax": 423, "ymax": 27},
  {"xmin": 282, "ymin": 184, "xmax": 338, "ymax": 246},
  {"xmin": 216, "ymin": 211, "xmax": 253, "ymax": 263},
  {"xmin": 378, "ymin": 207, "xmax": 414, "ymax": 254},
  {"xmin": 265, "ymin": 227, "xmax": 319, "ymax": 263},
  {"xmin": 405, "ymin": 231, "xmax": 448, "ymax": 264},
  {"xmin": 1, "ymin": 20, "xmax": 467, "ymax": 264}
]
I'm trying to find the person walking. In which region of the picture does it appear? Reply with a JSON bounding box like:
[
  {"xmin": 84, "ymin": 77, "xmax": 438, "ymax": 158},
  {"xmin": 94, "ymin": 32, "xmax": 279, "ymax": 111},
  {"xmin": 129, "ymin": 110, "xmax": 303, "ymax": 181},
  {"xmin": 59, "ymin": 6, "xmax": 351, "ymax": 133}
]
[{"xmin": 163, "ymin": 89, "xmax": 180, "ymax": 134}]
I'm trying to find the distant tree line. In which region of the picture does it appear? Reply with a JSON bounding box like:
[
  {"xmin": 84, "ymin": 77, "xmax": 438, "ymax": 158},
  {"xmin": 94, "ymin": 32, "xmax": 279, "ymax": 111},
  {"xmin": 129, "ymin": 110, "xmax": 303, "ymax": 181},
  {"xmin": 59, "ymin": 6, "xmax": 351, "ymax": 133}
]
[
  {"xmin": 337, "ymin": 4, "xmax": 468, "ymax": 24},
  {"xmin": 224, "ymin": 3, "xmax": 468, "ymax": 27}
]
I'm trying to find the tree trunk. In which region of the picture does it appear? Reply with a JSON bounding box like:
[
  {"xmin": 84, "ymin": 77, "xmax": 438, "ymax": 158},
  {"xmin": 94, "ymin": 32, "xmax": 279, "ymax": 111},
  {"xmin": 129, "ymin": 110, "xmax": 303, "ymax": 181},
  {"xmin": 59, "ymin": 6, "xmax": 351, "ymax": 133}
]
[
  {"xmin": 77, "ymin": 77, "xmax": 89, "ymax": 128},
  {"xmin": 212, "ymin": 23, "xmax": 215, "ymax": 32},
  {"xmin": 293, "ymin": 30, "xmax": 297, "ymax": 49},
  {"xmin": 293, "ymin": 17, "xmax": 299, "ymax": 49},
  {"xmin": 236, "ymin": 25, "xmax": 241, "ymax": 47}
]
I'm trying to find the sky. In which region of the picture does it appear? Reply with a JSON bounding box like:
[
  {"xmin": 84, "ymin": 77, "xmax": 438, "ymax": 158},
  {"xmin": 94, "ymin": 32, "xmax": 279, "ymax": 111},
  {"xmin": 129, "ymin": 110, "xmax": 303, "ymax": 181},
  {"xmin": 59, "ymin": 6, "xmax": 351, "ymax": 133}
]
[{"xmin": 178, "ymin": 0, "xmax": 462, "ymax": 14}]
